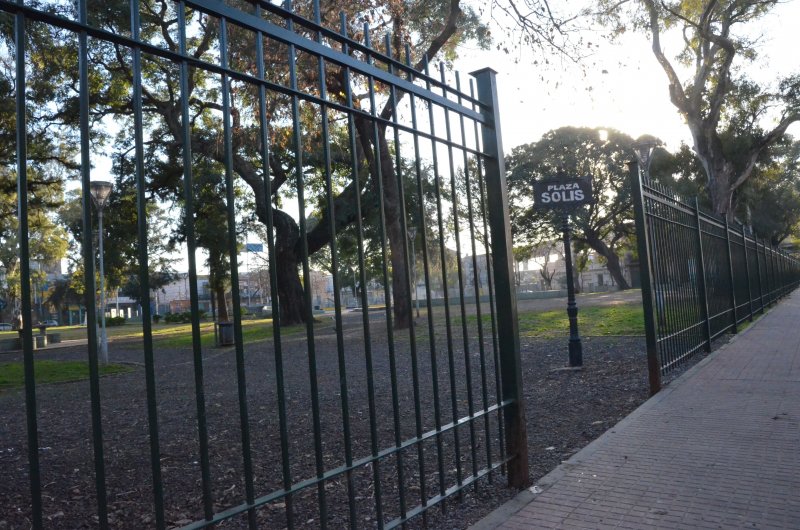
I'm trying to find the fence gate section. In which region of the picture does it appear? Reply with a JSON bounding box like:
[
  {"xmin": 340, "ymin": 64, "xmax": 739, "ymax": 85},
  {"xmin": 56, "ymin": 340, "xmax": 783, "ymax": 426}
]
[{"xmin": 1, "ymin": 0, "xmax": 528, "ymax": 528}]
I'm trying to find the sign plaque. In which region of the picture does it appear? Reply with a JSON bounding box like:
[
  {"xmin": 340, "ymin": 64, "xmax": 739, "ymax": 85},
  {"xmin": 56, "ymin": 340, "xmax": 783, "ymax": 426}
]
[{"xmin": 533, "ymin": 176, "xmax": 593, "ymax": 209}]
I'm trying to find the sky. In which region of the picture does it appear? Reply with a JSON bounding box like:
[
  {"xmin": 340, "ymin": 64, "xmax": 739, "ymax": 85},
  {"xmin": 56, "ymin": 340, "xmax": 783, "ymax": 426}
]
[{"xmin": 455, "ymin": 0, "xmax": 800, "ymax": 152}]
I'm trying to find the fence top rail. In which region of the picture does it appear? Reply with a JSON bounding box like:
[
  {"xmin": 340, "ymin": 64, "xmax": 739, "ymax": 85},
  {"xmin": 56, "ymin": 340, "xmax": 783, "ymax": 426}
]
[
  {"xmin": 644, "ymin": 180, "xmax": 797, "ymax": 260},
  {"xmin": 250, "ymin": 0, "xmax": 482, "ymax": 108}
]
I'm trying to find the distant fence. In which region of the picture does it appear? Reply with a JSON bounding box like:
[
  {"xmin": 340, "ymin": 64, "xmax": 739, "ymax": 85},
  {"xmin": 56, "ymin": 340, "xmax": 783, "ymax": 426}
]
[{"xmin": 630, "ymin": 162, "xmax": 800, "ymax": 393}]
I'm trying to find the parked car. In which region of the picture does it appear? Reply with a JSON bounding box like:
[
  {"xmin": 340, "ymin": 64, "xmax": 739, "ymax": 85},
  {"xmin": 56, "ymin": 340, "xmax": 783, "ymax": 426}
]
[
  {"xmin": 42, "ymin": 320, "xmax": 59, "ymax": 327},
  {"xmin": 0, "ymin": 323, "xmax": 11, "ymax": 331}
]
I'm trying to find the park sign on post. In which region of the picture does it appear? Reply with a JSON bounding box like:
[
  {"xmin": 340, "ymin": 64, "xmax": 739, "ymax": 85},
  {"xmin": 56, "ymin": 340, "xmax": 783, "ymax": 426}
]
[
  {"xmin": 533, "ymin": 176, "xmax": 593, "ymax": 209},
  {"xmin": 531, "ymin": 174, "xmax": 593, "ymax": 368}
]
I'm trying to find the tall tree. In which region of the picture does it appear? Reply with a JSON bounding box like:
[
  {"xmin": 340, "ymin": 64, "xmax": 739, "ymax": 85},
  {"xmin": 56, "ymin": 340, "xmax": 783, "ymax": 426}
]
[
  {"xmin": 507, "ymin": 127, "xmax": 635, "ymax": 289},
  {"xmin": 597, "ymin": 0, "xmax": 800, "ymax": 217},
  {"xmin": 651, "ymin": 135, "xmax": 800, "ymax": 244},
  {"xmin": 79, "ymin": 0, "xmax": 490, "ymax": 329}
]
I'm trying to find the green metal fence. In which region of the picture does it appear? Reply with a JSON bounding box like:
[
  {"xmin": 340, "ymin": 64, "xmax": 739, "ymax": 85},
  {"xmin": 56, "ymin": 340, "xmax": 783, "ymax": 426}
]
[
  {"xmin": 2, "ymin": 0, "xmax": 528, "ymax": 527},
  {"xmin": 631, "ymin": 161, "xmax": 800, "ymax": 394}
]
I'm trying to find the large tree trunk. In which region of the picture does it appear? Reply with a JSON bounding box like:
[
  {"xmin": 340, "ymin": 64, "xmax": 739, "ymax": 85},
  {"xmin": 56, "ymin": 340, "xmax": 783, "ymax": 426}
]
[
  {"xmin": 215, "ymin": 285, "xmax": 229, "ymax": 322},
  {"xmin": 602, "ymin": 251, "xmax": 630, "ymax": 290},
  {"xmin": 707, "ymin": 161, "xmax": 735, "ymax": 219},
  {"xmin": 377, "ymin": 125, "xmax": 412, "ymax": 330},
  {"xmin": 584, "ymin": 234, "xmax": 631, "ymax": 290},
  {"xmin": 273, "ymin": 209, "xmax": 306, "ymax": 326}
]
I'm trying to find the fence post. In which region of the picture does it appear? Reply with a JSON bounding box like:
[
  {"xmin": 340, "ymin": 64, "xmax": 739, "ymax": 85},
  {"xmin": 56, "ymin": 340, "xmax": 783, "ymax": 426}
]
[
  {"xmin": 782, "ymin": 252, "xmax": 788, "ymax": 297},
  {"xmin": 471, "ymin": 68, "xmax": 529, "ymax": 488},
  {"xmin": 755, "ymin": 237, "xmax": 764, "ymax": 313},
  {"xmin": 768, "ymin": 245, "xmax": 775, "ymax": 305},
  {"xmin": 694, "ymin": 198, "xmax": 712, "ymax": 352},
  {"xmin": 741, "ymin": 224, "xmax": 754, "ymax": 322},
  {"xmin": 629, "ymin": 161, "xmax": 661, "ymax": 395},
  {"xmin": 723, "ymin": 218, "xmax": 738, "ymax": 333},
  {"xmin": 773, "ymin": 247, "xmax": 780, "ymax": 300}
]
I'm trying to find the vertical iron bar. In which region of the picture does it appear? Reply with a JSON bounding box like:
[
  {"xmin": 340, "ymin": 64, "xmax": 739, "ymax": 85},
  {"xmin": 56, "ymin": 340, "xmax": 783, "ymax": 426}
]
[
  {"xmin": 764, "ymin": 242, "xmax": 771, "ymax": 305},
  {"xmin": 439, "ymin": 63, "xmax": 477, "ymax": 490},
  {"xmin": 741, "ymin": 224, "xmax": 753, "ymax": 322},
  {"xmin": 385, "ymin": 36, "xmax": 428, "ymax": 518},
  {"xmin": 130, "ymin": 0, "xmax": 165, "ymax": 523},
  {"xmin": 14, "ymin": 7, "xmax": 43, "ymax": 527},
  {"xmin": 78, "ymin": 0, "xmax": 109, "ymax": 523},
  {"xmin": 770, "ymin": 245, "xmax": 778, "ymax": 304},
  {"xmin": 363, "ymin": 23, "xmax": 406, "ymax": 521},
  {"xmin": 218, "ymin": 18, "xmax": 256, "ymax": 528},
  {"xmin": 404, "ymin": 44, "xmax": 447, "ymax": 501},
  {"xmin": 177, "ymin": 3, "xmax": 214, "ymax": 520},
  {"xmin": 694, "ymin": 198, "xmax": 712, "ymax": 352},
  {"xmin": 457, "ymin": 72, "xmax": 493, "ymax": 478},
  {"xmin": 469, "ymin": 80, "xmax": 505, "ymax": 478},
  {"xmin": 341, "ymin": 15, "xmax": 384, "ymax": 526},
  {"xmin": 285, "ymin": 3, "xmax": 327, "ymax": 524},
  {"xmin": 783, "ymin": 252, "xmax": 788, "ymax": 296},
  {"xmin": 629, "ymin": 162, "xmax": 661, "ymax": 392},
  {"xmin": 314, "ymin": 4, "xmax": 357, "ymax": 527},
  {"xmin": 425, "ymin": 55, "xmax": 463, "ymax": 496},
  {"xmin": 470, "ymin": 68, "xmax": 529, "ymax": 488},
  {"xmin": 755, "ymin": 237, "xmax": 764, "ymax": 313},
  {"xmin": 254, "ymin": 7, "xmax": 294, "ymax": 525},
  {"xmin": 723, "ymin": 218, "xmax": 737, "ymax": 333}
]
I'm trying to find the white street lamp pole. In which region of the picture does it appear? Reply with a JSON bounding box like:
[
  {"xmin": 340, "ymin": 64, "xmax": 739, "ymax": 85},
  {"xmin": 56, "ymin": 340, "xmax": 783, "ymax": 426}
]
[
  {"xmin": 90, "ymin": 181, "xmax": 113, "ymax": 365},
  {"xmin": 407, "ymin": 227, "xmax": 419, "ymax": 318}
]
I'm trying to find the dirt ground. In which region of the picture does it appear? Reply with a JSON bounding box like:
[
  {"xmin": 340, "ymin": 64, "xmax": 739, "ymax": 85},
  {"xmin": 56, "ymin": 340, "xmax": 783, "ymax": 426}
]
[{"xmin": 0, "ymin": 290, "xmax": 711, "ymax": 529}]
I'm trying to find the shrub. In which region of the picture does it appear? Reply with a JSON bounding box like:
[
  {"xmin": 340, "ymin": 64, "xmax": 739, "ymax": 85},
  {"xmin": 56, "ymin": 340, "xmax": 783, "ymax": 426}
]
[
  {"xmin": 152, "ymin": 314, "xmax": 162, "ymax": 324},
  {"xmin": 98, "ymin": 316, "xmax": 126, "ymax": 326},
  {"xmin": 164, "ymin": 311, "xmax": 193, "ymax": 323}
]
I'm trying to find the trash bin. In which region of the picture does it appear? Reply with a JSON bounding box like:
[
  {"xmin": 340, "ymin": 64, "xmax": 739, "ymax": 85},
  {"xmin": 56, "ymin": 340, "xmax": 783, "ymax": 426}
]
[{"xmin": 217, "ymin": 321, "xmax": 234, "ymax": 346}]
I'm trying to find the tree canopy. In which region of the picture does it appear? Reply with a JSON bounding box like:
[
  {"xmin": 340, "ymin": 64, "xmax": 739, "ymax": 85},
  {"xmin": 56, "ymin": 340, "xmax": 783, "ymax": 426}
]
[
  {"xmin": 507, "ymin": 126, "xmax": 636, "ymax": 289},
  {"xmin": 595, "ymin": 0, "xmax": 800, "ymax": 218}
]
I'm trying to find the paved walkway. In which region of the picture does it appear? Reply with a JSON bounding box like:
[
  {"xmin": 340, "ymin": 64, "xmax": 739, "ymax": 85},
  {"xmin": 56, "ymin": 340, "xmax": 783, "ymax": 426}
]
[{"xmin": 474, "ymin": 290, "xmax": 800, "ymax": 529}]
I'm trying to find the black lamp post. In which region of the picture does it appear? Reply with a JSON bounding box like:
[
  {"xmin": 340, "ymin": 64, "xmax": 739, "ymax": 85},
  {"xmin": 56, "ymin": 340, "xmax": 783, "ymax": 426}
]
[{"xmin": 562, "ymin": 212, "xmax": 583, "ymax": 367}]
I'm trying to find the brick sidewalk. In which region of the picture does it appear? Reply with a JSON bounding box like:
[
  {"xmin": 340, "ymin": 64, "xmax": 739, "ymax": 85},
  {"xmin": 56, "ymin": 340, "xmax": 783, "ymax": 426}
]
[{"xmin": 473, "ymin": 291, "xmax": 800, "ymax": 529}]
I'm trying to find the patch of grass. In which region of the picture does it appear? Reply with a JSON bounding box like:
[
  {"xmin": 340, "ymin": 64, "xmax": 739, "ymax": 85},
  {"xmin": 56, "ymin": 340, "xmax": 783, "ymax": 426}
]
[
  {"xmin": 0, "ymin": 319, "xmax": 303, "ymax": 349},
  {"xmin": 0, "ymin": 360, "xmax": 133, "ymax": 389},
  {"xmin": 148, "ymin": 318, "xmax": 303, "ymax": 348},
  {"xmin": 458, "ymin": 303, "xmax": 644, "ymax": 338},
  {"xmin": 515, "ymin": 304, "xmax": 645, "ymax": 337}
]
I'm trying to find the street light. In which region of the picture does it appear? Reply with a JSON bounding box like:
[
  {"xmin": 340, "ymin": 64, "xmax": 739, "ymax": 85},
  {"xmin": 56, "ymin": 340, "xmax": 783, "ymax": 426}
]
[
  {"xmin": 90, "ymin": 180, "xmax": 113, "ymax": 365},
  {"xmin": 633, "ymin": 139, "xmax": 658, "ymax": 179},
  {"xmin": 407, "ymin": 226, "xmax": 419, "ymax": 318}
]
